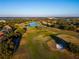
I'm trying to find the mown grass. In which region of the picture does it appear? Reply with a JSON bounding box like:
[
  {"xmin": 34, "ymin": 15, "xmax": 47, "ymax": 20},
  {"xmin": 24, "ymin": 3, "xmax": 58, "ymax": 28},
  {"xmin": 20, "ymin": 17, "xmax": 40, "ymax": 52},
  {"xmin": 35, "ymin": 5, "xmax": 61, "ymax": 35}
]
[
  {"xmin": 13, "ymin": 27, "xmax": 79, "ymax": 59},
  {"xmin": 26, "ymin": 29, "xmax": 73, "ymax": 59}
]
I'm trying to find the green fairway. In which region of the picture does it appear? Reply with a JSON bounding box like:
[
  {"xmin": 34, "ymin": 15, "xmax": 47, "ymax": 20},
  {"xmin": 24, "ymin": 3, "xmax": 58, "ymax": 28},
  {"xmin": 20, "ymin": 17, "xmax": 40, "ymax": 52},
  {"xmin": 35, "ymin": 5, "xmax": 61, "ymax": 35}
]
[{"xmin": 12, "ymin": 25, "xmax": 79, "ymax": 59}]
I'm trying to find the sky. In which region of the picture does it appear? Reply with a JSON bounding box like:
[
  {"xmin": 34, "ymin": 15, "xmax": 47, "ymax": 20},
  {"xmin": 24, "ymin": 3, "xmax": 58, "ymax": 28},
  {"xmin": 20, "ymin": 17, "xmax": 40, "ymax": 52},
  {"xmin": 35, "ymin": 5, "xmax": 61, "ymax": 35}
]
[{"xmin": 0, "ymin": 0, "xmax": 79, "ymax": 17}]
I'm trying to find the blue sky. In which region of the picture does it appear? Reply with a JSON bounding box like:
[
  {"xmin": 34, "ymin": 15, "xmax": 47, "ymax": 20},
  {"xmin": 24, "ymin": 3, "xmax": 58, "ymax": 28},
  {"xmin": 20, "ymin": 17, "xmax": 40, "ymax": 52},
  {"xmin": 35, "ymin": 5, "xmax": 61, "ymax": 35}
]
[{"xmin": 0, "ymin": 0, "xmax": 79, "ymax": 17}]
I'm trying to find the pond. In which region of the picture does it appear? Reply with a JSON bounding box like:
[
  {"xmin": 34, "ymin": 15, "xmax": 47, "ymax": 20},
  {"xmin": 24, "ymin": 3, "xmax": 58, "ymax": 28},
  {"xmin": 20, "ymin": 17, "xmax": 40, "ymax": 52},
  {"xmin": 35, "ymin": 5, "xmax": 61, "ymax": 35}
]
[
  {"xmin": 26, "ymin": 22, "xmax": 40, "ymax": 30},
  {"xmin": 29, "ymin": 22, "xmax": 40, "ymax": 27},
  {"xmin": 50, "ymin": 35, "xmax": 69, "ymax": 49}
]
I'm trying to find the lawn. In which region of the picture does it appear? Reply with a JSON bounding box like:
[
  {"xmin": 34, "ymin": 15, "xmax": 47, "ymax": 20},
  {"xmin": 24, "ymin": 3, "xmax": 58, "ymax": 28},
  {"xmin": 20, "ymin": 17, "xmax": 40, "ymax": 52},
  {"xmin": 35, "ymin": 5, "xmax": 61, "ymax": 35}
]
[{"xmin": 12, "ymin": 27, "xmax": 79, "ymax": 59}]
